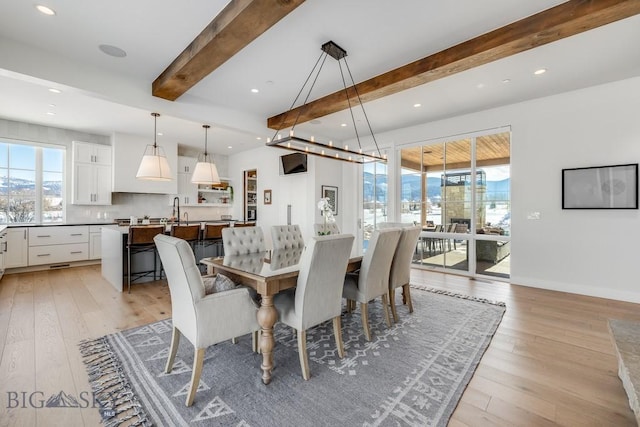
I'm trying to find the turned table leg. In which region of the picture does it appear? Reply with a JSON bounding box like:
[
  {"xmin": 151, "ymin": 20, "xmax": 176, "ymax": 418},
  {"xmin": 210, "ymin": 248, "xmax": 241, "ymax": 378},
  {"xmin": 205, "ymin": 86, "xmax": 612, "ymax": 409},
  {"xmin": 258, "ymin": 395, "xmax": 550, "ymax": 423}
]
[{"xmin": 257, "ymin": 294, "xmax": 277, "ymax": 384}]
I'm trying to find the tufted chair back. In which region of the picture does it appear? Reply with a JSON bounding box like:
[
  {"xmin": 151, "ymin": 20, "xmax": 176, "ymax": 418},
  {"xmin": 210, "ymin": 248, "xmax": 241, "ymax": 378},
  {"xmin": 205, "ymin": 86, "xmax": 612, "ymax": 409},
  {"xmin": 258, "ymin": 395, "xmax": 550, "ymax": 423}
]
[
  {"xmin": 313, "ymin": 223, "xmax": 340, "ymax": 236},
  {"xmin": 222, "ymin": 252, "xmax": 265, "ymax": 274},
  {"xmin": 270, "ymin": 247, "xmax": 304, "ymax": 270},
  {"xmin": 222, "ymin": 226, "xmax": 266, "ymax": 255},
  {"xmin": 271, "ymin": 225, "xmax": 305, "ymax": 250}
]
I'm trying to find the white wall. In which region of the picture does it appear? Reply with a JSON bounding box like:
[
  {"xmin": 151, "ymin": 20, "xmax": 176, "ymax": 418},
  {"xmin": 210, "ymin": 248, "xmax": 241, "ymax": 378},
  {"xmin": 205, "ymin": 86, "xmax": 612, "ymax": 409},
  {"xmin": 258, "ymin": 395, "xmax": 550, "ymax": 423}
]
[
  {"xmin": 367, "ymin": 75, "xmax": 640, "ymax": 303},
  {"xmin": 228, "ymin": 146, "xmax": 346, "ymax": 249}
]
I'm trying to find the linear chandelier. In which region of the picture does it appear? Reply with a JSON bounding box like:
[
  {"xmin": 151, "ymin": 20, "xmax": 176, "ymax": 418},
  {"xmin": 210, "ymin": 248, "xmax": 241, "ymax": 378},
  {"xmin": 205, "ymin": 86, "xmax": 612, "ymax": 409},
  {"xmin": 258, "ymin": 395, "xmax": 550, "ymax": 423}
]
[{"xmin": 267, "ymin": 41, "xmax": 386, "ymax": 164}]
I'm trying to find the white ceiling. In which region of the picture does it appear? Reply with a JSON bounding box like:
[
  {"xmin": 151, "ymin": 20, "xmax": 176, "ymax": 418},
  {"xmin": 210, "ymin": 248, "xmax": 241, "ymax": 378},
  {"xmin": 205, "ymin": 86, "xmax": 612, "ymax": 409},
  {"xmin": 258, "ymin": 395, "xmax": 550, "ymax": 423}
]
[{"xmin": 1, "ymin": 0, "xmax": 640, "ymax": 155}]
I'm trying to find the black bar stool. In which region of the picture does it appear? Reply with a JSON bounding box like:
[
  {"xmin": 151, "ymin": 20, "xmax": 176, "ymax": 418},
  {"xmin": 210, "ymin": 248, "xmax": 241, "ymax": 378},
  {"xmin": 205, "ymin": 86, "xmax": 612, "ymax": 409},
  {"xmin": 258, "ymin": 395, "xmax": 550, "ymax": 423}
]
[
  {"xmin": 127, "ymin": 225, "xmax": 165, "ymax": 293},
  {"xmin": 200, "ymin": 222, "xmax": 229, "ymax": 258}
]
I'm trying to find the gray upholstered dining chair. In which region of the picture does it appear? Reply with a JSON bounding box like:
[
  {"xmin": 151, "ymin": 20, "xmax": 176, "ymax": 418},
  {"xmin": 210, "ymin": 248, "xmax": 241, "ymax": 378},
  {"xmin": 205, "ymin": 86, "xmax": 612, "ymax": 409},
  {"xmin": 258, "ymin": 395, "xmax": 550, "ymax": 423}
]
[
  {"xmin": 269, "ymin": 247, "xmax": 303, "ymax": 270},
  {"xmin": 154, "ymin": 234, "xmax": 260, "ymax": 407},
  {"xmin": 222, "ymin": 226, "xmax": 266, "ymax": 255},
  {"xmin": 273, "ymin": 234, "xmax": 355, "ymax": 380},
  {"xmin": 343, "ymin": 227, "xmax": 402, "ymax": 341},
  {"xmin": 271, "ymin": 224, "xmax": 305, "ymax": 250},
  {"xmin": 388, "ymin": 225, "xmax": 421, "ymax": 322},
  {"xmin": 313, "ymin": 222, "xmax": 340, "ymax": 236}
]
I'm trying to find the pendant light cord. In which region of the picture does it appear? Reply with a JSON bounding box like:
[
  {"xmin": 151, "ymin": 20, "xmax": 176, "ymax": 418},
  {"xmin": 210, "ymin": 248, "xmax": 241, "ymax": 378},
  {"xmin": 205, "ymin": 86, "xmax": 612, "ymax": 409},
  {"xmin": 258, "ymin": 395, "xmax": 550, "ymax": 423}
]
[
  {"xmin": 151, "ymin": 112, "xmax": 160, "ymax": 149},
  {"xmin": 342, "ymin": 58, "xmax": 382, "ymax": 157},
  {"xmin": 270, "ymin": 43, "xmax": 383, "ymax": 160},
  {"xmin": 271, "ymin": 51, "xmax": 327, "ymax": 141}
]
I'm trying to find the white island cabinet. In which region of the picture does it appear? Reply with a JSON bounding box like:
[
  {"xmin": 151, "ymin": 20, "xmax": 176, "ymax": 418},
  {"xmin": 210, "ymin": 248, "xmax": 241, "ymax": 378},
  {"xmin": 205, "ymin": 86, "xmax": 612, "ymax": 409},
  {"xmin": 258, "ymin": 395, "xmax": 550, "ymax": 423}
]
[{"xmin": 102, "ymin": 226, "xmax": 165, "ymax": 292}]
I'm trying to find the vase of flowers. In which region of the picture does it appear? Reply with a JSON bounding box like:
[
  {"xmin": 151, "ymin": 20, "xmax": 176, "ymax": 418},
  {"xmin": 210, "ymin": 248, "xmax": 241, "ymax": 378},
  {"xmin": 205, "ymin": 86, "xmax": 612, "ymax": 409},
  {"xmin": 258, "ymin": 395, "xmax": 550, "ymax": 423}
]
[{"xmin": 317, "ymin": 197, "xmax": 335, "ymax": 235}]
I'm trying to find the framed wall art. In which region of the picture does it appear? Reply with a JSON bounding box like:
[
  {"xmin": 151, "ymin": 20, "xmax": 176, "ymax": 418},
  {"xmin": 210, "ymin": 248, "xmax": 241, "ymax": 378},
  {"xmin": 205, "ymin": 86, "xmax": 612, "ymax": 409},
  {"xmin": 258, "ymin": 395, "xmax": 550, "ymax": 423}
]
[{"xmin": 321, "ymin": 185, "xmax": 338, "ymax": 215}]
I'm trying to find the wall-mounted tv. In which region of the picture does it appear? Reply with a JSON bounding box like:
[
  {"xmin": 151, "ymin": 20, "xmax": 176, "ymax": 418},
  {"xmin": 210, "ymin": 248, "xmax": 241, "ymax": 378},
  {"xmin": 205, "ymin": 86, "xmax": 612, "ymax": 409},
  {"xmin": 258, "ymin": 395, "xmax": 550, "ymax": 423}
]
[{"xmin": 280, "ymin": 153, "xmax": 308, "ymax": 175}]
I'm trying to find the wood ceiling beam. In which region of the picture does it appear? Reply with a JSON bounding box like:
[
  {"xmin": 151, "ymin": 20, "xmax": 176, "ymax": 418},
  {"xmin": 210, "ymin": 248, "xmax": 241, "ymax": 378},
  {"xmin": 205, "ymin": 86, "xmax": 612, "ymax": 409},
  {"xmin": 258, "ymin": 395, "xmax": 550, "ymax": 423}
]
[
  {"xmin": 153, "ymin": 0, "xmax": 305, "ymax": 101},
  {"xmin": 268, "ymin": 0, "xmax": 640, "ymax": 129}
]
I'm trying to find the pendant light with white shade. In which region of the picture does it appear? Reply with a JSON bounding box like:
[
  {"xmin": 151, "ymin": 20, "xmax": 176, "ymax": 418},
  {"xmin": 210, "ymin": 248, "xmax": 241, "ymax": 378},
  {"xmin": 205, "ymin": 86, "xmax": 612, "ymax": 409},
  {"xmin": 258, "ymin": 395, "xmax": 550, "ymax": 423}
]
[
  {"xmin": 136, "ymin": 112, "xmax": 172, "ymax": 181},
  {"xmin": 191, "ymin": 124, "xmax": 221, "ymax": 184}
]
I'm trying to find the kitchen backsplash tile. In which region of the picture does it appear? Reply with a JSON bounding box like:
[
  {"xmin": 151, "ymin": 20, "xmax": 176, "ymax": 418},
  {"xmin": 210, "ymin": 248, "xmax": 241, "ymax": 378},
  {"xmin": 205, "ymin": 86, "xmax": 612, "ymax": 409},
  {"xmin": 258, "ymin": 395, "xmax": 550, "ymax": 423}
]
[{"xmin": 66, "ymin": 193, "xmax": 232, "ymax": 223}]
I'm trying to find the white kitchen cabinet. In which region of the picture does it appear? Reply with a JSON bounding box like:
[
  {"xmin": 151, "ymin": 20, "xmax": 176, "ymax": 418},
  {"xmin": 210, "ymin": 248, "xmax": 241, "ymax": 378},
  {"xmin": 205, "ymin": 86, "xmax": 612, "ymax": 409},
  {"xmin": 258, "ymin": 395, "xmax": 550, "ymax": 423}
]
[
  {"xmin": 72, "ymin": 141, "xmax": 112, "ymax": 205},
  {"xmin": 178, "ymin": 156, "xmax": 196, "ymax": 174},
  {"xmin": 73, "ymin": 163, "xmax": 112, "ymax": 205},
  {"xmin": 176, "ymin": 156, "xmax": 198, "ymax": 205},
  {"xmin": 29, "ymin": 226, "xmax": 89, "ymax": 246},
  {"xmin": 28, "ymin": 226, "xmax": 89, "ymax": 266},
  {"xmin": 29, "ymin": 243, "xmax": 89, "ymax": 266},
  {"xmin": 5, "ymin": 227, "xmax": 29, "ymax": 268},
  {"xmin": 73, "ymin": 141, "xmax": 111, "ymax": 165},
  {"xmin": 112, "ymin": 132, "xmax": 178, "ymax": 194}
]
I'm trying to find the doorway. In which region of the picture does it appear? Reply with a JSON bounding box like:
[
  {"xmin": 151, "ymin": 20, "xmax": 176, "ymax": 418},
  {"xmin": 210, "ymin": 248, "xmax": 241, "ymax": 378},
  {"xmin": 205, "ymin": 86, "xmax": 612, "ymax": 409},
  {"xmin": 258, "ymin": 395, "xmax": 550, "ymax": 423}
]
[{"xmin": 399, "ymin": 129, "xmax": 511, "ymax": 279}]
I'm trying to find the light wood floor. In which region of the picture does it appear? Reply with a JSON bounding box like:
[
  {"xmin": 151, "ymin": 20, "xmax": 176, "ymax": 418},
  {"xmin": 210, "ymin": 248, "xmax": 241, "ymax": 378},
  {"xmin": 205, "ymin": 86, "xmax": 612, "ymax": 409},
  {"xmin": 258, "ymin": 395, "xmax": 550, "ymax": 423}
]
[{"xmin": 0, "ymin": 265, "xmax": 637, "ymax": 426}]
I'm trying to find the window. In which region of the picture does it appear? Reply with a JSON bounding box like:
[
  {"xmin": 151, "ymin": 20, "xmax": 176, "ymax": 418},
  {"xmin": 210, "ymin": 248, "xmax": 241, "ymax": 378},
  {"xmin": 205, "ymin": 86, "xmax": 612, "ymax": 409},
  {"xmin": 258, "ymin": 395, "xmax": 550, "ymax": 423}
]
[
  {"xmin": 363, "ymin": 161, "xmax": 388, "ymax": 250},
  {"xmin": 0, "ymin": 141, "xmax": 65, "ymax": 224}
]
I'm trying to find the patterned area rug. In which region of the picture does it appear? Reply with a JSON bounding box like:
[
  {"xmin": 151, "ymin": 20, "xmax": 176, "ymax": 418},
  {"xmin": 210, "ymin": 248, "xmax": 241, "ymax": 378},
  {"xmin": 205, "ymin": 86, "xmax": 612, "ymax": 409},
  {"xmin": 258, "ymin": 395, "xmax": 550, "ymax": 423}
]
[{"xmin": 79, "ymin": 286, "xmax": 505, "ymax": 427}]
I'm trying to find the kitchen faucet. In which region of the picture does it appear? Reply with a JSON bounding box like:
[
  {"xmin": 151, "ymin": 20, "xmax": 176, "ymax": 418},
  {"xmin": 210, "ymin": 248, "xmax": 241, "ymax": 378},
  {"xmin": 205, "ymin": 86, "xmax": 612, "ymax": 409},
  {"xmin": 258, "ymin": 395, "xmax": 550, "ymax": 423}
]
[{"xmin": 172, "ymin": 197, "xmax": 180, "ymax": 225}]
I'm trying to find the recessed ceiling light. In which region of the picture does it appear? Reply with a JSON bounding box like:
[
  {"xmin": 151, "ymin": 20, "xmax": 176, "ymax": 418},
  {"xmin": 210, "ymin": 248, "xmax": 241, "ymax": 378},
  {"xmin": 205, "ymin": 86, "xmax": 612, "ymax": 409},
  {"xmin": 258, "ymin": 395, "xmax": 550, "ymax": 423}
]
[
  {"xmin": 476, "ymin": 83, "xmax": 485, "ymax": 89},
  {"xmin": 413, "ymin": 103, "xmax": 421, "ymax": 108},
  {"xmin": 35, "ymin": 5, "xmax": 56, "ymax": 15},
  {"xmin": 48, "ymin": 88, "xmax": 61, "ymax": 94},
  {"xmin": 48, "ymin": 103, "xmax": 56, "ymax": 108},
  {"xmin": 227, "ymin": 146, "xmax": 233, "ymax": 149},
  {"xmin": 99, "ymin": 44, "xmax": 127, "ymax": 58},
  {"xmin": 502, "ymin": 78, "xmax": 511, "ymax": 83},
  {"xmin": 340, "ymin": 123, "xmax": 347, "ymax": 127},
  {"xmin": 251, "ymin": 88, "xmax": 259, "ymax": 93},
  {"xmin": 46, "ymin": 112, "xmax": 56, "ymax": 116},
  {"xmin": 534, "ymin": 68, "xmax": 547, "ymax": 75},
  {"xmin": 256, "ymin": 137, "xmax": 262, "ymax": 140},
  {"xmin": 157, "ymin": 132, "xmax": 163, "ymax": 136}
]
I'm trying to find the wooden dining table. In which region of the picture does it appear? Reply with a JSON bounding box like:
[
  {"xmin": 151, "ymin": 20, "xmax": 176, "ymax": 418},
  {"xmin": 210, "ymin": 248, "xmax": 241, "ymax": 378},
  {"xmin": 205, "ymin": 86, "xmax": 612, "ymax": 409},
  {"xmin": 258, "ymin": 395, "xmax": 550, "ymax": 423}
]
[{"xmin": 200, "ymin": 250, "xmax": 362, "ymax": 385}]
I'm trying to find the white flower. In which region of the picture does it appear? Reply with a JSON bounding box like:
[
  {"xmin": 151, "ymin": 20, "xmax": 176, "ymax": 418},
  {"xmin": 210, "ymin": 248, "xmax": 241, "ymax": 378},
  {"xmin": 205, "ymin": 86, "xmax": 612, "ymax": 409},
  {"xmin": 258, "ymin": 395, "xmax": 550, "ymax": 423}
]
[
  {"xmin": 317, "ymin": 198, "xmax": 330, "ymax": 211},
  {"xmin": 318, "ymin": 197, "xmax": 335, "ymax": 223}
]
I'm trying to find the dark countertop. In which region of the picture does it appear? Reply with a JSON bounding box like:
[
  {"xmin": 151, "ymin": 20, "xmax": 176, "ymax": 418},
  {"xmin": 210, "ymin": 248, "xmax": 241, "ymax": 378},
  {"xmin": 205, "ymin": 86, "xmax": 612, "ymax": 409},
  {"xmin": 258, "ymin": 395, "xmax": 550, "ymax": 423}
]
[
  {"xmin": 6, "ymin": 222, "xmax": 116, "ymax": 228},
  {"xmin": 114, "ymin": 218, "xmax": 242, "ymax": 226}
]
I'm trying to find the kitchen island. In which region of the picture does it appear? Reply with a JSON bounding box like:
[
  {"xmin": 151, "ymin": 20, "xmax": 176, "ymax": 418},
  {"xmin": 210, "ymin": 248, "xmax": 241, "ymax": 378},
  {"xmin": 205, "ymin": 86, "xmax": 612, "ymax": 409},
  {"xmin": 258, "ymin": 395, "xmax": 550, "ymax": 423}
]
[{"xmin": 101, "ymin": 221, "xmax": 248, "ymax": 292}]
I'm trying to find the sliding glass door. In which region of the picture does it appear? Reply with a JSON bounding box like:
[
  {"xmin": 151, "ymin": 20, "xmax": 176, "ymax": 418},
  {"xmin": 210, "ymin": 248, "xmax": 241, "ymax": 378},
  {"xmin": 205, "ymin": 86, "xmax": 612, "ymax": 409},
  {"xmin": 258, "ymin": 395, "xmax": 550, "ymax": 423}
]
[{"xmin": 400, "ymin": 130, "xmax": 511, "ymax": 279}]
